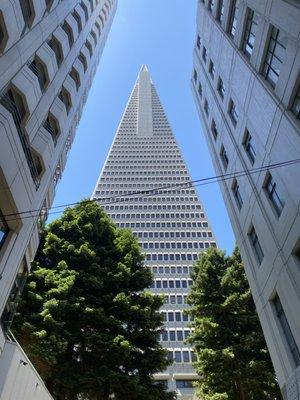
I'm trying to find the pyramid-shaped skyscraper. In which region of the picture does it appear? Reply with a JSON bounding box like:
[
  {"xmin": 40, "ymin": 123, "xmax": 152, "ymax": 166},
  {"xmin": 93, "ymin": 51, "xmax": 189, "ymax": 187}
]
[{"xmin": 92, "ymin": 66, "xmax": 217, "ymax": 398}]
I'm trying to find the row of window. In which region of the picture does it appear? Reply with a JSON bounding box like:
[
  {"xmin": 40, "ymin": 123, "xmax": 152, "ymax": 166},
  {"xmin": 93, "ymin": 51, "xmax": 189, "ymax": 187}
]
[
  {"xmin": 142, "ymin": 241, "xmax": 212, "ymax": 250},
  {"xmin": 116, "ymin": 221, "xmax": 209, "ymax": 229},
  {"xmin": 150, "ymin": 265, "xmax": 192, "ymax": 275},
  {"xmin": 152, "ymin": 279, "xmax": 193, "ymax": 289},
  {"xmin": 167, "ymin": 349, "xmax": 196, "ymax": 363},
  {"xmin": 97, "ymin": 195, "xmax": 199, "ymax": 203},
  {"xmin": 162, "ymin": 294, "xmax": 189, "ymax": 305},
  {"xmin": 103, "ymin": 204, "xmax": 201, "ymax": 211},
  {"xmin": 134, "ymin": 231, "xmax": 211, "ymax": 239},
  {"xmin": 100, "ymin": 176, "xmax": 189, "ymax": 182},
  {"xmin": 95, "ymin": 188, "xmax": 197, "ymax": 197},
  {"xmin": 160, "ymin": 329, "xmax": 191, "ymax": 342},
  {"xmin": 198, "ymin": 0, "xmax": 299, "ymax": 120},
  {"xmin": 156, "ymin": 379, "xmax": 194, "ymax": 389},
  {"xmin": 232, "ymin": 172, "xmax": 285, "ymax": 219},
  {"xmin": 103, "ymin": 170, "xmax": 187, "ymax": 175},
  {"xmin": 145, "ymin": 249, "xmax": 214, "ymax": 262},
  {"xmin": 161, "ymin": 311, "xmax": 192, "ymax": 322},
  {"xmin": 110, "ymin": 212, "xmax": 205, "ymax": 219}
]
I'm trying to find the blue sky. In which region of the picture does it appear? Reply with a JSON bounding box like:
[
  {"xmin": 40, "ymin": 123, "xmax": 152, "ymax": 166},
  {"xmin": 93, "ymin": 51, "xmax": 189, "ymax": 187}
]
[{"xmin": 50, "ymin": 0, "xmax": 235, "ymax": 254}]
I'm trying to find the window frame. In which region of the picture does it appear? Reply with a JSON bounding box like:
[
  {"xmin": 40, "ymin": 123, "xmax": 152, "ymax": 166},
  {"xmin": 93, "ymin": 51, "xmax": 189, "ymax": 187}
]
[
  {"xmin": 0, "ymin": 208, "xmax": 9, "ymax": 250},
  {"xmin": 242, "ymin": 8, "xmax": 258, "ymax": 58},
  {"xmin": 249, "ymin": 225, "xmax": 264, "ymax": 265},
  {"xmin": 264, "ymin": 173, "xmax": 285, "ymax": 217},
  {"xmin": 243, "ymin": 130, "xmax": 256, "ymax": 164}
]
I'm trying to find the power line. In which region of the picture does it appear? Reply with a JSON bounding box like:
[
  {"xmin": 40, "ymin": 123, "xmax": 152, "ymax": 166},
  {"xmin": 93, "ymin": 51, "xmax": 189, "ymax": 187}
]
[{"xmin": 3, "ymin": 158, "xmax": 300, "ymax": 223}]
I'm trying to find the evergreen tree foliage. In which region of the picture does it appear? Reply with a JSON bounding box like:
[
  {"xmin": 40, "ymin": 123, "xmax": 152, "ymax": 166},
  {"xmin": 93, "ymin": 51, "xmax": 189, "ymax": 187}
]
[
  {"xmin": 13, "ymin": 201, "xmax": 175, "ymax": 400},
  {"xmin": 188, "ymin": 247, "xmax": 281, "ymax": 400}
]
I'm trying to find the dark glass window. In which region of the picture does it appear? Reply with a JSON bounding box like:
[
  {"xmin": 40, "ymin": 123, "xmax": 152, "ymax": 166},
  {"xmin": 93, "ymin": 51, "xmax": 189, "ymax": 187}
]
[
  {"xmin": 58, "ymin": 87, "xmax": 71, "ymax": 114},
  {"xmin": 208, "ymin": 0, "xmax": 215, "ymax": 12},
  {"xmin": 73, "ymin": 10, "xmax": 82, "ymax": 33},
  {"xmin": 262, "ymin": 26, "xmax": 287, "ymax": 88},
  {"xmin": 232, "ymin": 179, "xmax": 243, "ymax": 210},
  {"xmin": 217, "ymin": 0, "xmax": 224, "ymax": 23},
  {"xmin": 169, "ymin": 331, "xmax": 176, "ymax": 341},
  {"xmin": 242, "ymin": 130, "xmax": 256, "ymax": 164},
  {"xmin": 48, "ymin": 36, "xmax": 63, "ymax": 67},
  {"xmin": 220, "ymin": 145, "xmax": 229, "ymax": 170},
  {"xmin": 177, "ymin": 330, "xmax": 183, "ymax": 341},
  {"xmin": 161, "ymin": 331, "xmax": 168, "ymax": 341},
  {"xmin": 183, "ymin": 351, "xmax": 190, "ymax": 362},
  {"xmin": 196, "ymin": 35, "xmax": 201, "ymax": 49},
  {"xmin": 61, "ymin": 20, "xmax": 74, "ymax": 47},
  {"xmin": 243, "ymin": 9, "xmax": 258, "ymax": 58},
  {"xmin": 28, "ymin": 57, "xmax": 48, "ymax": 92},
  {"xmin": 20, "ymin": 0, "xmax": 33, "ymax": 27},
  {"xmin": 0, "ymin": 209, "xmax": 9, "ymax": 250},
  {"xmin": 176, "ymin": 380, "xmax": 194, "ymax": 389},
  {"xmin": 217, "ymin": 77, "xmax": 225, "ymax": 99},
  {"xmin": 174, "ymin": 351, "xmax": 182, "ymax": 363},
  {"xmin": 273, "ymin": 294, "xmax": 300, "ymax": 366},
  {"xmin": 193, "ymin": 69, "xmax": 197, "ymax": 83},
  {"xmin": 204, "ymin": 99, "xmax": 209, "ymax": 117},
  {"xmin": 209, "ymin": 60, "xmax": 215, "ymax": 79},
  {"xmin": 264, "ymin": 173, "xmax": 285, "ymax": 217},
  {"xmin": 198, "ymin": 82, "xmax": 202, "ymax": 98},
  {"xmin": 249, "ymin": 226, "xmax": 264, "ymax": 264},
  {"xmin": 291, "ymin": 83, "xmax": 300, "ymax": 120},
  {"xmin": 79, "ymin": 52, "xmax": 88, "ymax": 72},
  {"xmin": 229, "ymin": 99, "xmax": 239, "ymax": 126},
  {"xmin": 228, "ymin": 0, "xmax": 239, "ymax": 38},
  {"xmin": 202, "ymin": 46, "xmax": 207, "ymax": 63}
]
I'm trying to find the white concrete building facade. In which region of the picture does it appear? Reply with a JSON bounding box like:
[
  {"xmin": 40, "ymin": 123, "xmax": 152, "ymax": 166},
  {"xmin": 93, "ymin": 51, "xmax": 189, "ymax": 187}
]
[
  {"xmin": 191, "ymin": 1, "xmax": 300, "ymax": 399},
  {"xmin": 92, "ymin": 66, "xmax": 218, "ymax": 399},
  {"xmin": 0, "ymin": 0, "xmax": 117, "ymax": 397}
]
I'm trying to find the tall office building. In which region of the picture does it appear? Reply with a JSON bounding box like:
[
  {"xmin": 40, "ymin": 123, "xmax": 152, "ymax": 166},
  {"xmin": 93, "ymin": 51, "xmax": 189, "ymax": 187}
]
[
  {"xmin": 92, "ymin": 65, "xmax": 217, "ymax": 399},
  {"xmin": 191, "ymin": 1, "xmax": 300, "ymax": 399},
  {"xmin": 0, "ymin": 1, "xmax": 117, "ymax": 398}
]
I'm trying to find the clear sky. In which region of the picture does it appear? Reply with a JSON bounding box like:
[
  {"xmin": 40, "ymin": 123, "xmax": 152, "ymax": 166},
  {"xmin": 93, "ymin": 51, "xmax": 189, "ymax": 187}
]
[{"xmin": 50, "ymin": 0, "xmax": 235, "ymax": 254}]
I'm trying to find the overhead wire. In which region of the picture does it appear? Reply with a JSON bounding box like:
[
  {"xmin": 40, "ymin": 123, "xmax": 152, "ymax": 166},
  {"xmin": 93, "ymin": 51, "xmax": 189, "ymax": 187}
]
[{"xmin": 3, "ymin": 158, "xmax": 300, "ymax": 223}]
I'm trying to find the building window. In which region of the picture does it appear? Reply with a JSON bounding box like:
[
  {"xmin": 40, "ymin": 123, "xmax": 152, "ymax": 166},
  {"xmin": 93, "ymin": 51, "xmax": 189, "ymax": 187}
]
[
  {"xmin": 202, "ymin": 46, "xmax": 207, "ymax": 63},
  {"xmin": 229, "ymin": 99, "xmax": 239, "ymax": 126},
  {"xmin": 232, "ymin": 179, "xmax": 243, "ymax": 210},
  {"xmin": 193, "ymin": 69, "xmax": 198, "ymax": 83},
  {"xmin": 70, "ymin": 67, "xmax": 80, "ymax": 90},
  {"xmin": 264, "ymin": 173, "xmax": 285, "ymax": 217},
  {"xmin": 58, "ymin": 87, "xmax": 72, "ymax": 114},
  {"xmin": 62, "ymin": 20, "xmax": 74, "ymax": 48},
  {"xmin": 208, "ymin": 0, "xmax": 215, "ymax": 12},
  {"xmin": 80, "ymin": 1, "xmax": 89, "ymax": 22},
  {"xmin": 198, "ymin": 82, "xmax": 203, "ymax": 98},
  {"xmin": 262, "ymin": 26, "xmax": 287, "ymax": 88},
  {"xmin": 174, "ymin": 351, "xmax": 182, "ymax": 363},
  {"xmin": 43, "ymin": 113, "xmax": 60, "ymax": 145},
  {"xmin": 209, "ymin": 60, "xmax": 215, "ymax": 79},
  {"xmin": 85, "ymin": 41, "xmax": 93, "ymax": 58},
  {"xmin": 48, "ymin": 36, "xmax": 63, "ymax": 67},
  {"xmin": 243, "ymin": 130, "xmax": 256, "ymax": 164},
  {"xmin": 183, "ymin": 350, "xmax": 190, "ymax": 362},
  {"xmin": 220, "ymin": 145, "xmax": 229, "ymax": 170},
  {"xmin": 249, "ymin": 226, "xmax": 264, "ymax": 264},
  {"xmin": 1, "ymin": 257, "xmax": 28, "ymax": 333},
  {"xmin": 217, "ymin": 77, "xmax": 225, "ymax": 99},
  {"xmin": 79, "ymin": 52, "xmax": 88, "ymax": 72},
  {"xmin": 242, "ymin": 9, "xmax": 258, "ymax": 58},
  {"xmin": 211, "ymin": 119, "xmax": 218, "ymax": 140},
  {"xmin": 0, "ymin": 209, "xmax": 9, "ymax": 250},
  {"xmin": 291, "ymin": 83, "xmax": 300, "ymax": 120},
  {"xmin": 228, "ymin": 0, "xmax": 239, "ymax": 38},
  {"xmin": 273, "ymin": 294, "xmax": 300, "ymax": 366},
  {"xmin": 204, "ymin": 99, "xmax": 209, "ymax": 117},
  {"xmin": 217, "ymin": 0, "xmax": 224, "ymax": 23},
  {"xmin": 73, "ymin": 10, "xmax": 82, "ymax": 33},
  {"xmin": 20, "ymin": 0, "xmax": 34, "ymax": 28},
  {"xmin": 176, "ymin": 380, "xmax": 194, "ymax": 389},
  {"xmin": 196, "ymin": 35, "xmax": 201, "ymax": 49},
  {"xmin": 28, "ymin": 57, "xmax": 48, "ymax": 93}
]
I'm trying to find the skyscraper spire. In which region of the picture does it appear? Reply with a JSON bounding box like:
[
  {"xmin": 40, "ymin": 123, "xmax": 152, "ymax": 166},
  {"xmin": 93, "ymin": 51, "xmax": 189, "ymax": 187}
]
[{"xmin": 92, "ymin": 67, "xmax": 217, "ymax": 398}]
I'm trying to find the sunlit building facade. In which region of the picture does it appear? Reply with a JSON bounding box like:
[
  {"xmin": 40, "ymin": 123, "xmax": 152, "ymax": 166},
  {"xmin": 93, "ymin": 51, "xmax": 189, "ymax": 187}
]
[
  {"xmin": 192, "ymin": 1, "xmax": 300, "ymax": 398},
  {"xmin": 92, "ymin": 65, "xmax": 217, "ymax": 399},
  {"xmin": 0, "ymin": 1, "xmax": 117, "ymax": 398}
]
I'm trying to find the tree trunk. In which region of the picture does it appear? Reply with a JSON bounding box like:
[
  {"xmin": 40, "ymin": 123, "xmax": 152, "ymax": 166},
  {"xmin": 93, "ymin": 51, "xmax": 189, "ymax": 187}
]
[{"xmin": 236, "ymin": 380, "xmax": 248, "ymax": 400}]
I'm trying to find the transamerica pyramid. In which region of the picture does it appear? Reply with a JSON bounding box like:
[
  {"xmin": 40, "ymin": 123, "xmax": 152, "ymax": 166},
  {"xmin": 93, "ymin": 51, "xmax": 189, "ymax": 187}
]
[{"xmin": 92, "ymin": 66, "xmax": 217, "ymax": 399}]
